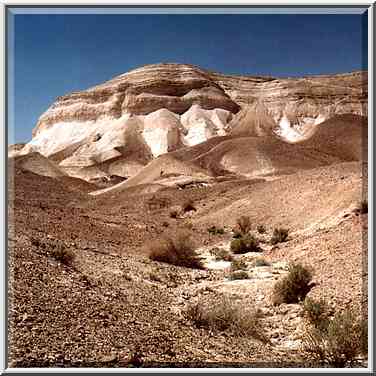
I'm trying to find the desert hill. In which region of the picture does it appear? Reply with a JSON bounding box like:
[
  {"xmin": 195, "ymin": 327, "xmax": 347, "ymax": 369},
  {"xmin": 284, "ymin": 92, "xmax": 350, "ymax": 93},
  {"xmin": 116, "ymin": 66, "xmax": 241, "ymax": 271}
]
[
  {"xmin": 9, "ymin": 152, "xmax": 67, "ymax": 178},
  {"xmin": 13, "ymin": 63, "xmax": 367, "ymax": 183},
  {"xmin": 87, "ymin": 112, "xmax": 365, "ymax": 196}
]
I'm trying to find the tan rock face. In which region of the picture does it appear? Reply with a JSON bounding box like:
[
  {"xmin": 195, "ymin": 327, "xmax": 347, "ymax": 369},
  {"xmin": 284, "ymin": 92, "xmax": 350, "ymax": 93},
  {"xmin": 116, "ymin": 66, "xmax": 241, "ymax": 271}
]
[{"xmin": 21, "ymin": 63, "xmax": 367, "ymax": 182}]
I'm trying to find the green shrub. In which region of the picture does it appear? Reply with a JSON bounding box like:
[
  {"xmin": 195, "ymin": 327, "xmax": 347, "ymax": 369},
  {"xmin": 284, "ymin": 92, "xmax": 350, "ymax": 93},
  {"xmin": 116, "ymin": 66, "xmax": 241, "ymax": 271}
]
[
  {"xmin": 302, "ymin": 297, "xmax": 329, "ymax": 330},
  {"xmin": 257, "ymin": 224, "xmax": 267, "ymax": 234},
  {"xmin": 207, "ymin": 225, "xmax": 225, "ymax": 235},
  {"xmin": 230, "ymin": 234, "xmax": 261, "ymax": 254},
  {"xmin": 229, "ymin": 270, "xmax": 249, "ymax": 280},
  {"xmin": 186, "ymin": 295, "xmax": 266, "ymax": 341},
  {"xmin": 236, "ymin": 216, "xmax": 252, "ymax": 235},
  {"xmin": 270, "ymin": 227, "xmax": 289, "ymax": 245},
  {"xmin": 231, "ymin": 258, "xmax": 248, "ymax": 271},
  {"xmin": 272, "ymin": 263, "xmax": 313, "ymax": 305},
  {"xmin": 254, "ymin": 257, "xmax": 270, "ymax": 267},
  {"xmin": 230, "ymin": 238, "xmax": 243, "ymax": 253},
  {"xmin": 302, "ymin": 308, "xmax": 365, "ymax": 366},
  {"xmin": 148, "ymin": 231, "xmax": 204, "ymax": 269}
]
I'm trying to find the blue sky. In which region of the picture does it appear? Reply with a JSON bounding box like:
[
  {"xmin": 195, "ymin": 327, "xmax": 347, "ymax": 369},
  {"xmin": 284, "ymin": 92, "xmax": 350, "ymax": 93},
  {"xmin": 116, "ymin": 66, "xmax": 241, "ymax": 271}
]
[{"xmin": 9, "ymin": 12, "xmax": 367, "ymax": 143}]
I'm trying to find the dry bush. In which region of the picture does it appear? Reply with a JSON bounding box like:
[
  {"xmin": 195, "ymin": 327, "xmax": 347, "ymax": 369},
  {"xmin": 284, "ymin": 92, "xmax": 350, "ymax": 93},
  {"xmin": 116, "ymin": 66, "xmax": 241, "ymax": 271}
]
[
  {"xmin": 147, "ymin": 231, "xmax": 204, "ymax": 269},
  {"xmin": 231, "ymin": 258, "xmax": 248, "ymax": 271},
  {"xmin": 302, "ymin": 308, "xmax": 365, "ymax": 367},
  {"xmin": 50, "ymin": 244, "xmax": 75, "ymax": 266},
  {"xmin": 207, "ymin": 225, "xmax": 225, "ymax": 235},
  {"xmin": 210, "ymin": 247, "xmax": 233, "ymax": 261},
  {"xmin": 236, "ymin": 216, "xmax": 252, "ymax": 235},
  {"xmin": 302, "ymin": 297, "xmax": 329, "ymax": 329},
  {"xmin": 230, "ymin": 234, "xmax": 261, "ymax": 254},
  {"xmin": 272, "ymin": 263, "xmax": 313, "ymax": 305},
  {"xmin": 254, "ymin": 257, "xmax": 270, "ymax": 267},
  {"xmin": 186, "ymin": 295, "xmax": 266, "ymax": 342},
  {"xmin": 270, "ymin": 227, "xmax": 289, "ymax": 245}
]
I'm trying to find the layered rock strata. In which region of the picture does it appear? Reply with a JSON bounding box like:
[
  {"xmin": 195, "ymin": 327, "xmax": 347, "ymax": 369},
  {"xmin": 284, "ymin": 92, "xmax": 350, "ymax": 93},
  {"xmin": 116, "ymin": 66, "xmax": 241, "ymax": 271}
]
[{"xmin": 19, "ymin": 63, "xmax": 367, "ymax": 181}]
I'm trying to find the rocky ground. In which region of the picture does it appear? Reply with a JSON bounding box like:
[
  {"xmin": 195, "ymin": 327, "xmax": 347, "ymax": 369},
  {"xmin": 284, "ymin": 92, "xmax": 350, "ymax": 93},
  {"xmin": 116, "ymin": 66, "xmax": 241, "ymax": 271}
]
[{"xmin": 7, "ymin": 159, "xmax": 368, "ymax": 368}]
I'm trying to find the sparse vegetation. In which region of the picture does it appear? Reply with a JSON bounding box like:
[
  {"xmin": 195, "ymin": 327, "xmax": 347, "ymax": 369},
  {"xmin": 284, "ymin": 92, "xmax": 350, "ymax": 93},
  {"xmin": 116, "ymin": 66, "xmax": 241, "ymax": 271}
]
[
  {"xmin": 31, "ymin": 237, "xmax": 75, "ymax": 266},
  {"xmin": 207, "ymin": 225, "xmax": 225, "ymax": 235},
  {"xmin": 230, "ymin": 258, "xmax": 248, "ymax": 271},
  {"xmin": 50, "ymin": 244, "xmax": 75, "ymax": 266},
  {"xmin": 302, "ymin": 297, "xmax": 329, "ymax": 329},
  {"xmin": 272, "ymin": 263, "xmax": 313, "ymax": 305},
  {"xmin": 229, "ymin": 270, "xmax": 249, "ymax": 280},
  {"xmin": 236, "ymin": 216, "xmax": 252, "ymax": 235},
  {"xmin": 257, "ymin": 224, "xmax": 267, "ymax": 234},
  {"xmin": 270, "ymin": 227, "xmax": 289, "ymax": 245},
  {"xmin": 302, "ymin": 308, "xmax": 366, "ymax": 366},
  {"xmin": 147, "ymin": 231, "xmax": 204, "ymax": 269},
  {"xmin": 254, "ymin": 257, "xmax": 270, "ymax": 267},
  {"xmin": 230, "ymin": 234, "xmax": 261, "ymax": 254},
  {"xmin": 186, "ymin": 295, "xmax": 266, "ymax": 341},
  {"xmin": 210, "ymin": 247, "xmax": 233, "ymax": 261},
  {"xmin": 182, "ymin": 199, "xmax": 196, "ymax": 213}
]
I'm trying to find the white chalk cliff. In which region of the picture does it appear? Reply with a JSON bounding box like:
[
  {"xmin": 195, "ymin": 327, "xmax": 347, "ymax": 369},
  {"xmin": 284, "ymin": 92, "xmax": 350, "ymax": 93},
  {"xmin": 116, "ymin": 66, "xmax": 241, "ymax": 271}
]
[{"xmin": 18, "ymin": 63, "xmax": 367, "ymax": 182}]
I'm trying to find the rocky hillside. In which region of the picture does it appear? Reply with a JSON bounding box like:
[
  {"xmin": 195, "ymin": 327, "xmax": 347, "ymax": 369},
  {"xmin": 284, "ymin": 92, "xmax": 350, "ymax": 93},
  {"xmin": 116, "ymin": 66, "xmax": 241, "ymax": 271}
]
[{"xmin": 17, "ymin": 63, "xmax": 367, "ymax": 182}]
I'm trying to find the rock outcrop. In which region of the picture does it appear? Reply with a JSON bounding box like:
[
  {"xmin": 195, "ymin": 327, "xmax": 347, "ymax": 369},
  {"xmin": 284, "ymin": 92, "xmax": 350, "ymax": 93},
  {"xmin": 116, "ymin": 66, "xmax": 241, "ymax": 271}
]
[{"xmin": 18, "ymin": 63, "xmax": 367, "ymax": 182}]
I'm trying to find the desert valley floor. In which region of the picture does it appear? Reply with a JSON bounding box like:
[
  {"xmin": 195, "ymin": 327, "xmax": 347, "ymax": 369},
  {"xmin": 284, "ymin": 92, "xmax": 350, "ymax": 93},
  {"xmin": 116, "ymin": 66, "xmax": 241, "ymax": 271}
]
[{"xmin": 7, "ymin": 152, "xmax": 368, "ymax": 367}]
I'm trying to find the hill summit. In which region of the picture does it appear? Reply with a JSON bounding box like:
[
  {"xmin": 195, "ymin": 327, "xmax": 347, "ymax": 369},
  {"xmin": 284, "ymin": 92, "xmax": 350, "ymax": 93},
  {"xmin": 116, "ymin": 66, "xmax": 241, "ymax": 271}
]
[{"xmin": 15, "ymin": 63, "xmax": 367, "ymax": 182}]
